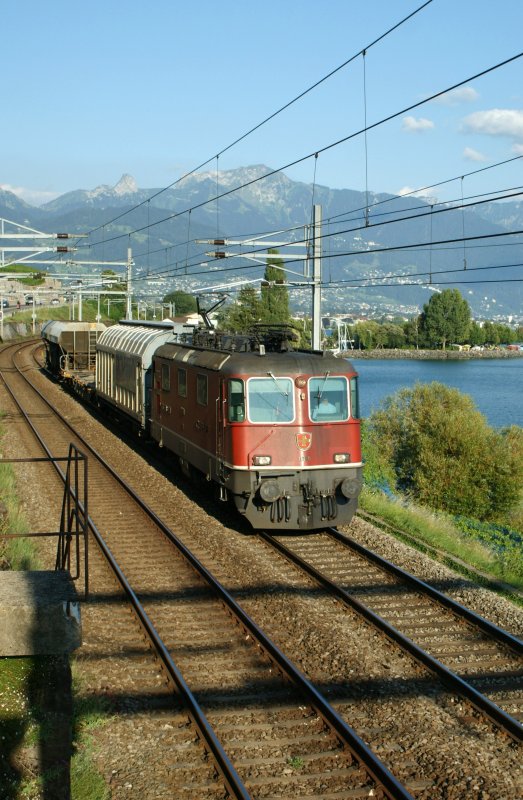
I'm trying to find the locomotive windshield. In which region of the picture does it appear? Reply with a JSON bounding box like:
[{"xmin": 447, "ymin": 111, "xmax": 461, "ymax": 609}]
[
  {"xmin": 309, "ymin": 376, "xmax": 349, "ymax": 421},
  {"xmin": 247, "ymin": 377, "xmax": 295, "ymax": 423}
]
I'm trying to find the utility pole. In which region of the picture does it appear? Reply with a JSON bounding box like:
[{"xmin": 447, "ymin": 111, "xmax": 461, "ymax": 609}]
[
  {"xmin": 311, "ymin": 204, "xmax": 322, "ymax": 351},
  {"xmin": 199, "ymin": 211, "xmax": 323, "ymax": 350},
  {"xmin": 126, "ymin": 247, "xmax": 133, "ymax": 319}
]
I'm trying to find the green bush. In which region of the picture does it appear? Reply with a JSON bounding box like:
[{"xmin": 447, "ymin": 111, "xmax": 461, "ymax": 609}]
[
  {"xmin": 364, "ymin": 382, "xmax": 523, "ymax": 521},
  {"xmin": 453, "ymin": 516, "xmax": 523, "ymax": 583}
]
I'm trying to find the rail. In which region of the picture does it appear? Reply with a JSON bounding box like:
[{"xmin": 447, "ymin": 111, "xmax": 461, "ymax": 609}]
[{"xmin": 259, "ymin": 529, "xmax": 522, "ymax": 743}]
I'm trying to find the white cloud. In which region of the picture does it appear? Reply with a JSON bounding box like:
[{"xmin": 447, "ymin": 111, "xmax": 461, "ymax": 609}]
[
  {"xmin": 511, "ymin": 143, "xmax": 523, "ymax": 154},
  {"xmin": 402, "ymin": 116, "xmax": 434, "ymax": 132},
  {"xmin": 433, "ymin": 86, "xmax": 479, "ymax": 106},
  {"xmin": 397, "ymin": 186, "xmax": 438, "ymax": 204},
  {"xmin": 461, "ymin": 108, "xmax": 523, "ymax": 139},
  {"xmin": 463, "ymin": 146, "xmax": 487, "ymax": 162},
  {"xmin": 0, "ymin": 183, "xmax": 59, "ymax": 206}
]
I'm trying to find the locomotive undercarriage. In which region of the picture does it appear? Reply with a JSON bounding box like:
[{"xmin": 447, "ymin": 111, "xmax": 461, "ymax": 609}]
[
  {"xmin": 152, "ymin": 424, "xmax": 362, "ymax": 531},
  {"xmin": 225, "ymin": 467, "xmax": 362, "ymax": 531}
]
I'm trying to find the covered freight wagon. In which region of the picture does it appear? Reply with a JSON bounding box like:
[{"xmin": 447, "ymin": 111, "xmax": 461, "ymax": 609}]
[
  {"xmin": 42, "ymin": 320, "xmax": 106, "ymax": 374},
  {"xmin": 95, "ymin": 320, "xmax": 180, "ymax": 430}
]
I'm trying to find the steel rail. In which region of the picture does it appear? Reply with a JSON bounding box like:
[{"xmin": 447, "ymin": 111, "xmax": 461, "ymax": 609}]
[
  {"xmin": 329, "ymin": 526, "xmax": 523, "ymax": 654},
  {"xmin": 259, "ymin": 530, "xmax": 522, "ymax": 743},
  {"xmin": 12, "ymin": 341, "xmax": 415, "ymax": 800},
  {"xmin": 0, "ymin": 344, "xmax": 251, "ymax": 800}
]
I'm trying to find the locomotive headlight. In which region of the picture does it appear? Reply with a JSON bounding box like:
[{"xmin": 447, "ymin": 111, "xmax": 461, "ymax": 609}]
[
  {"xmin": 252, "ymin": 455, "xmax": 272, "ymax": 466},
  {"xmin": 259, "ymin": 479, "xmax": 281, "ymax": 503},
  {"xmin": 333, "ymin": 453, "xmax": 350, "ymax": 463}
]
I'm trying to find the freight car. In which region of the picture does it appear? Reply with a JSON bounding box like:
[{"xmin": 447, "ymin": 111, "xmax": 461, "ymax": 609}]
[
  {"xmin": 43, "ymin": 319, "xmax": 362, "ymax": 530},
  {"xmin": 41, "ymin": 321, "xmax": 106, "ymax": 392},
  {"xmin": 95, "ymin": 320, "xmax": 180, "ymax": 431}
]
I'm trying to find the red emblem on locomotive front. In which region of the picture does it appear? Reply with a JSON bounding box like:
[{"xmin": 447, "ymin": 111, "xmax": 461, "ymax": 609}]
[{"xmin": 296, "ymin": 432, "xmax": 312, "ymax": 451}]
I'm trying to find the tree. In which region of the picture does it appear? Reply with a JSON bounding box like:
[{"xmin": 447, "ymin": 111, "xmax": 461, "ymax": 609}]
[
  {"xmin": 365, "ymin": 383, "xmax": 523, "ymax": 520},
  {"xmin": 403, "ymin": 317, "xmax": 421, "ymax": 349},
  {"xmin": 220, "ymin": 286, "xmax": 262, "ymax": 333},
  {"xmin": 468, "ymin": 321, "xmax": 485, "ymax": 347},
  {"xmin": 163, "ymin": 290, "xmax": 197, "ymax": 315},
  {"xmin": 382, "ymin": 323, "xmax": 406, "ymax": 349},
  {"xmin": 419, "ymin": 289, "xmax": 471, "ymax": 349},
  {"xmin": 260, "ymin": 250, "xmax": 290, "ymax": 324},
  {"xmin": 353, "ymin": 321, "xmax": 381, "ymax": 349}
]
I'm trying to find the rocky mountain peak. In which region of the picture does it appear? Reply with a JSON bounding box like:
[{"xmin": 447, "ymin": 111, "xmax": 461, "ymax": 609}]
[{"xmin": 113, "ymin": 174, "xmax": 138, "ymax": 195}]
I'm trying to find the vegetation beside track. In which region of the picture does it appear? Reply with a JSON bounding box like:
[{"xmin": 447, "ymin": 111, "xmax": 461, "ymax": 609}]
[
  {"xmin": 0, "ymin": 420, "xmax": 110, "ymax": 799},
  {"xmin": 361, "ymin": 385, "xmax": 523, "ymax": 598}
]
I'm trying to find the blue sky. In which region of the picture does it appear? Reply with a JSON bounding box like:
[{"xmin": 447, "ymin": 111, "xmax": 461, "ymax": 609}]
[{"xmin": 3, "ymin": 0, "xmax": 523, "ymax": 206}]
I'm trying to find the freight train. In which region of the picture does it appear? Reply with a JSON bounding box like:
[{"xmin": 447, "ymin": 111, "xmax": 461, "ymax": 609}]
[{"xmin": 41, "ymin": 318, "xmax": 362, "ymax": 530}]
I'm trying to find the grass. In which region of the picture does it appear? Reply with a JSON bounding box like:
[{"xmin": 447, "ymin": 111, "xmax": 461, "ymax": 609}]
[
  {"xmin": 70, "ymin": 670, "xmax": 112, "ymax": 800},
  {"xmin": 0, "ymin": 459, "xmax": 40, "ymax": 571},
  {"xmin": 359, "ymin": 487, "xmax": 523, "ymax": 597},
  {"xmin": 0, "ymin": 426, "xmax": 110, "ymax": 799},
  {"xmin": 0, "ymin": 658, "xmax": 112, "ymax": 800},
  {"xmin": 286, "ymin": 756, "xmax": 305, "ymax": 769}
]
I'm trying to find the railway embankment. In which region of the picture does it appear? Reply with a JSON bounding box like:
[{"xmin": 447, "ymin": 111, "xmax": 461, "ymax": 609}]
[{"xmin": 343, "ymin": 347, "xmax": 523, "ymax": 359}]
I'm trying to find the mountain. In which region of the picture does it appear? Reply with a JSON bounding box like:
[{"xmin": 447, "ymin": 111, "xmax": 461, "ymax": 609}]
[
  {"xmin": 0, "ymin": 187, "xmax": 35, "ymax": 219},
  {"xmin": 42, "ymin": 174, "xmax": 146, "ymax": 213},
  {"xmin": 1, "ymin": 168, "xmax": 522, "ymax": 320}
]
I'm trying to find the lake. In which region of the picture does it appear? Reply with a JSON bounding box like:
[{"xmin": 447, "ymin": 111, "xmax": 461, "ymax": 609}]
[{"xmin": 351, "ymin": 357, "xmax": 523, "ymax": 428}]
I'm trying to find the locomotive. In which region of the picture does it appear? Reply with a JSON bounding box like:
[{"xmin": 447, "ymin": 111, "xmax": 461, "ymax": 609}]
[{"xmin": 42, "ymin": 318, "xmax": 362, "ymax": 530}]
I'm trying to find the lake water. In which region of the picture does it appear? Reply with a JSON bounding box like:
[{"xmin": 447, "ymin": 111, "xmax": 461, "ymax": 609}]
[{"xmin": 351, "ymin": 357, "xmax": 523, "ymax": 428}]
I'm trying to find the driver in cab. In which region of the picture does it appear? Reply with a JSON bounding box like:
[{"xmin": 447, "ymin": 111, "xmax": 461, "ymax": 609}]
[{"xmin": 312, "ymin": 396, "xmax": 337, "ymax": 419}]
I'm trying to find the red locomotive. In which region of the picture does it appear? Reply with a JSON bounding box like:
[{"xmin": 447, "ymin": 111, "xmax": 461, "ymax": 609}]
[
  {"xmin": 44, "ymin": 319, "xmax": 362, "ymax": 530},
  {"xmin": 149, "ymin": 324, "xmax": 362, "ymax": 530}
]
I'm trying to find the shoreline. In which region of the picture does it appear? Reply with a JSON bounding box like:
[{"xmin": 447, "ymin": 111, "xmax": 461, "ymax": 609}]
[{"xmin": 340, "ymin": 348, "xmax": 523, "ymax": 360}]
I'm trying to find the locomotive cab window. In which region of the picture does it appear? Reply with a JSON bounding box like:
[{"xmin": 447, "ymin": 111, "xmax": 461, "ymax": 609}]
[
  {"xmin": 247, "ymin": 376, "xmax": 294, "ymax": 423},
  {"xmin": 178, "ymin": 368, "xmax": 187, "ymax": 397},
  {"xmin": 309, "ymin": 376, "xmax": 349, "ymax": 421},
  {"xmin": 350, "ymin": 376, "xmax": 360, "ymax": 419},
  {"xmin": 228, "ymin": 379, "xmax": 245, "ymax": 422},
  {"xmin": 197, "ymin": 373, "xmax": 208, "ymax": 406},
  {"xmin": 161, "ymin": 363, "xmax": 170, "ymax": 392}
]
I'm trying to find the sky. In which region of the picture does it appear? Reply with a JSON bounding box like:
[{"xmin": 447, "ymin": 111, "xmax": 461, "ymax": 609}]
[{"xmin": 2, "ymin": 0, "xmax": 523, "ymax": 208}]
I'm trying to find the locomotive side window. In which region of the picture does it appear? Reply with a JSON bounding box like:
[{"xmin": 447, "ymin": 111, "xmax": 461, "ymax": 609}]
[
  {"xmin": 309, "ymin": 376, "xmax": 349, "ymax": 421},
  {"xmin": 161, "ymin": 363, "xmax": 170, "ymax": 392},
  {"xmin": 178, "ymin": 368, "xmax": 187, "ymax": 397},
  {"xmin": 247, "ymin": 377, "xmax": 294, "ymax": 423},
  {"xmin": 228, "ymin": 379, "xmax": 245, "ymax": 422},
  {"xmin": 197, "ymin": 373, "xmax": 208, "ymax": 406},
  {"xmin": 350, "ymin": 376, "xmax": 360, "ymax": 419}
]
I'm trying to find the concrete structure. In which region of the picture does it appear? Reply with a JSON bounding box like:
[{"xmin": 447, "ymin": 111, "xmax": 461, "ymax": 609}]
[{"xmin": 0, "ymin": 571, "xmax": 81, "ymax": 656}]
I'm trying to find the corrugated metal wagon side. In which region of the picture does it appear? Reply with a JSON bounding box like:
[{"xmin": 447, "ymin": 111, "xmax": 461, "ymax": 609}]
[{"xmin": 95, "ymin": 321, "xmax": 179, "ymax": 432}]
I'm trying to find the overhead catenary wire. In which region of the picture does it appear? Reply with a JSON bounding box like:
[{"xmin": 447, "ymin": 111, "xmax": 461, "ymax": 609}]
[
  {"xmin": 78, "ymin": 50, "xmax": 523, "ymax": 253},
  {"xmin": 128, "ymin": 230, "xmax": 523, "ymax": 295},
  {"xmin": 127, "ymin": 186, "xmax": 523, "ymax": 284},
  {"xmin": 76, "ymin": 1, "xmax": 433, "ymax": 242},
  {"xmin": 93, "ymin": 173, "xmax": 523, "ymax": 280}
]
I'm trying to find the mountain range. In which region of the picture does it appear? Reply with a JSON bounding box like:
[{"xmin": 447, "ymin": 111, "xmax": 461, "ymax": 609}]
[{"xmin": 1, "ymin": 166, "xmax": 522, "ymax": 319}]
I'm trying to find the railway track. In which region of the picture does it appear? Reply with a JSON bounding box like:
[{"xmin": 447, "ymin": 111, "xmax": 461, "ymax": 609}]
[
  {"xmin": 259, "ymin": 528, "xmax": 523, "ymax": 742},
  {"xmin": 356, "ymin": 507, "xmax": 523, "ymax": 599},
  {"xmin": 0, "ymin": 340, "xmax": 414, "ymax": 798},
  {"xmin": 1, "ymin": 339, "xmax": 522, "ymax": 798}
]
